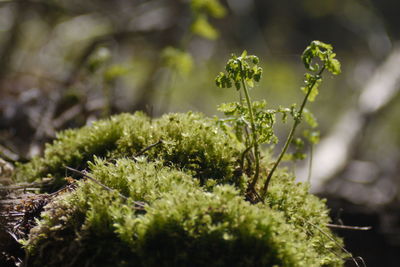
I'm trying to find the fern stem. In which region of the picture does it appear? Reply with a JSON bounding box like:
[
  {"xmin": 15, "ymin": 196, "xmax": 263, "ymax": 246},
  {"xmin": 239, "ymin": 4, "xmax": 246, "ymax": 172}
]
[
  {"xmin": 261, "ymin": 66, "xmax": 325, "ymax": 197},
  {"xmin": 239, "ymin": 68, "xmax": 260, "ymax": 192}
]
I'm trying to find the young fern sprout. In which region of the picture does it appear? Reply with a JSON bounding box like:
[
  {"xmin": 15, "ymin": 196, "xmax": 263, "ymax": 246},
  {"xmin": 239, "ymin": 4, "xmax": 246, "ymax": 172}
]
[
  {"xmin": 216, "ymin": 41, "xmax": 341, "ymax": 200},
  {"xmin": 215, "ymin": 51, "xmax": 263, "ymax": 195},
  {"xmin": 261, "ymin": 41, "xmax": 341, "ymax": 197}
]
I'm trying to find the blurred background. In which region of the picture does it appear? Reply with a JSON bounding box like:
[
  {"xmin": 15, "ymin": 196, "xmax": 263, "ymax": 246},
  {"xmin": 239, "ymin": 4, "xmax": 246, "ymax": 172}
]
[{"xmin": 0, "ymin": 0, "xmax": 399, "ymax": 265}]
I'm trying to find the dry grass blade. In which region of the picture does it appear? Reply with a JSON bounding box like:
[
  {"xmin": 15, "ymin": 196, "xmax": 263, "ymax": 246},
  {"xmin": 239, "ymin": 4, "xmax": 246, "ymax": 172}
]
[
  {"xmin": 327, "ymin": 223, "xmax": 372, "ymax": 231},
  {"xmin": 65, "ymin": 166, "xmax": 146, "ymax": 209},
  {"xmin": 302, "ymin": 218, "xmax": 367, "ymax": 267}
]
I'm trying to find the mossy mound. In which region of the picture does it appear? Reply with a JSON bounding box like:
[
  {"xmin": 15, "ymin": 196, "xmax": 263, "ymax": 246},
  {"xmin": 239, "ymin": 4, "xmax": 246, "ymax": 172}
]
[
  {"xmin": 16, "ymin": 112, "xmax": 241, "ymax": 188},
  {"xmin": 15, "ymin": 112, "xmax": 346, "ymax": 266}
]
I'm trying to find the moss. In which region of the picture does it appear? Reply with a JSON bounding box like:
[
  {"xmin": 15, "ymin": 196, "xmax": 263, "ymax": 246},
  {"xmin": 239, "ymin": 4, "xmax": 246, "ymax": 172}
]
[
  {"xmin": 16, "ymin": 112, "xmax": 346, "ymax": 266},
  {"xmin": 15, "ymin": 112, "xmax": 241, "ymax": 187},
  {"xmin": 15, "ymin": 113, "xmax": 145, "ymax": 186},
  {"xmin": 135, "ymin": 185, "xmax": 321, "ymax": 267},
  {"xmin": 117, "ymin": 112, "xmax": 241, "ymax": 184}
]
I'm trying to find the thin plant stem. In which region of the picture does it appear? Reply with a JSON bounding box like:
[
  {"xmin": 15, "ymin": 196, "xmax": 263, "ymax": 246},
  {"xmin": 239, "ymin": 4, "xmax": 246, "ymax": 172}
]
[
  {"xmin": 240, "ymin": 145, "xmax": 253, "ymax": 172},
  {"xmin": 262, "ymin": 66, "xmax": 325, "ymax": 197},
  {"xmin": 239, "ymin": 66, "xmax": 260, "ymax": 192},
  {"xmin": 303, "ymin": 218, "xmax": 364, "ymax": 267}
]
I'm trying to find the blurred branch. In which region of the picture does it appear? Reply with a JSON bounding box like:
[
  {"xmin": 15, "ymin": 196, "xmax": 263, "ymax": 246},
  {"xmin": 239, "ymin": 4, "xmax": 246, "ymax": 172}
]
[
  {"xmin": 0, "ymin": 0, "xmax": 81, "ymax": 84},
  {"xmin": 300, "ymin": 44, "xmax": 400, "ymax": 192},
  {"xmin": 65, "ymin": 29, "xmax": 165, "ymax": 86},
  {"xmin": 0, "ymin": 0, "xmax": 85, "ymax": 15},
  {"xmin": 52, "ymin": 105, "xmax": 83, "ymax": 129},
  {"xmin": 0, "ymin": 0, "xmax": 27, "ymax": 83},
  {"xmin": 0, "ymin": 145, "xmax": 19, "ymax": 162},
  {"xmin": 33, "ymin": 28, "xmax": 171, "ymax": 145}
]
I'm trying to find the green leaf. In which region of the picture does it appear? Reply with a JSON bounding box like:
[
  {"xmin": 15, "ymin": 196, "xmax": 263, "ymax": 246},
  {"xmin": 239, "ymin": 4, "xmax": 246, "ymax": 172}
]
[
  {"xmin": 87, "ymin": 47, "xmax": 111, "ymax": 73},
  {"xmin": 104, "ymin": 64, "xmax": 130, "ymax": 82},
  {"xmin": 251, "ymin": 100, "xmax": 267, "ymax": 110},
  {"xmin": 215, "ymin": 72, "xmax": 231, "ymax": 88},
  {"xmin": 326, "ymin": 56, "xmax": 341, "ymax": 75},
  {"xmin": 301, "ymin": 40, "xmax": 341, "ymax": 76},
  {"xmin": 253, "ymin": 68, "xmax": 262, "ymax": 82},
  {"xmin": 303, "ymin": 109, "xmax": 318, "ymax": 128},
  {"xmin": 249, "ymin": 55, "xmax": 259, "ymax": 65},
  {"xmin": 301, "ymin": 74, "xmax": 321, "ymax": 102},
  {"xmin": 308, "ymin": 78, "xmax": 321, "ymax": 102},
  {"xmin": 234, "ymin": 81, "xmax": 241, "ymax": 90},
  {"xmin": 162, "ymin": 47, "xmax": 194, "ymax": 76},
  {"xmin": 303, "ymin": 130, "xmax": 320, "ymax": 144},
  {"xmin": 191, "ymin": 15, "xmax": 219, "ymax": 40},
  {"xmin": 191, "ymin": 0, "xmax": 227, "ymax": 18},
  {"xmin": 217, "ymin": 102, "xmax": 237, "ymax": 115}
]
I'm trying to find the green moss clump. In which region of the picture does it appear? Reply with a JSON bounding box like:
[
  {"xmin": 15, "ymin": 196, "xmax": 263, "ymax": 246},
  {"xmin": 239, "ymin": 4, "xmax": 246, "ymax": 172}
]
[
  {"xmin": 15, "ymin": 112, "xmax": 241, "ymax": 187},
  {"xmin": 117, "ymin": 112, "xmax": 241, "ymax": 184},
  {"xmin": 15, "ymin": 113, "xmax": 144, "ymax": 186},
  {"xmin": 16, "ymin": 112, "xmax": 346, "ymax": 266}
]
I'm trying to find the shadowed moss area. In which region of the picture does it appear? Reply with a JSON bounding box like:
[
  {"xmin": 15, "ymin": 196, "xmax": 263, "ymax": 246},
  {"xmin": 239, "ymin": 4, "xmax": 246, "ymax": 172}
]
[{"xmin": 16, "ymin": 112, "xmax": 346, "ymax": 266}]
